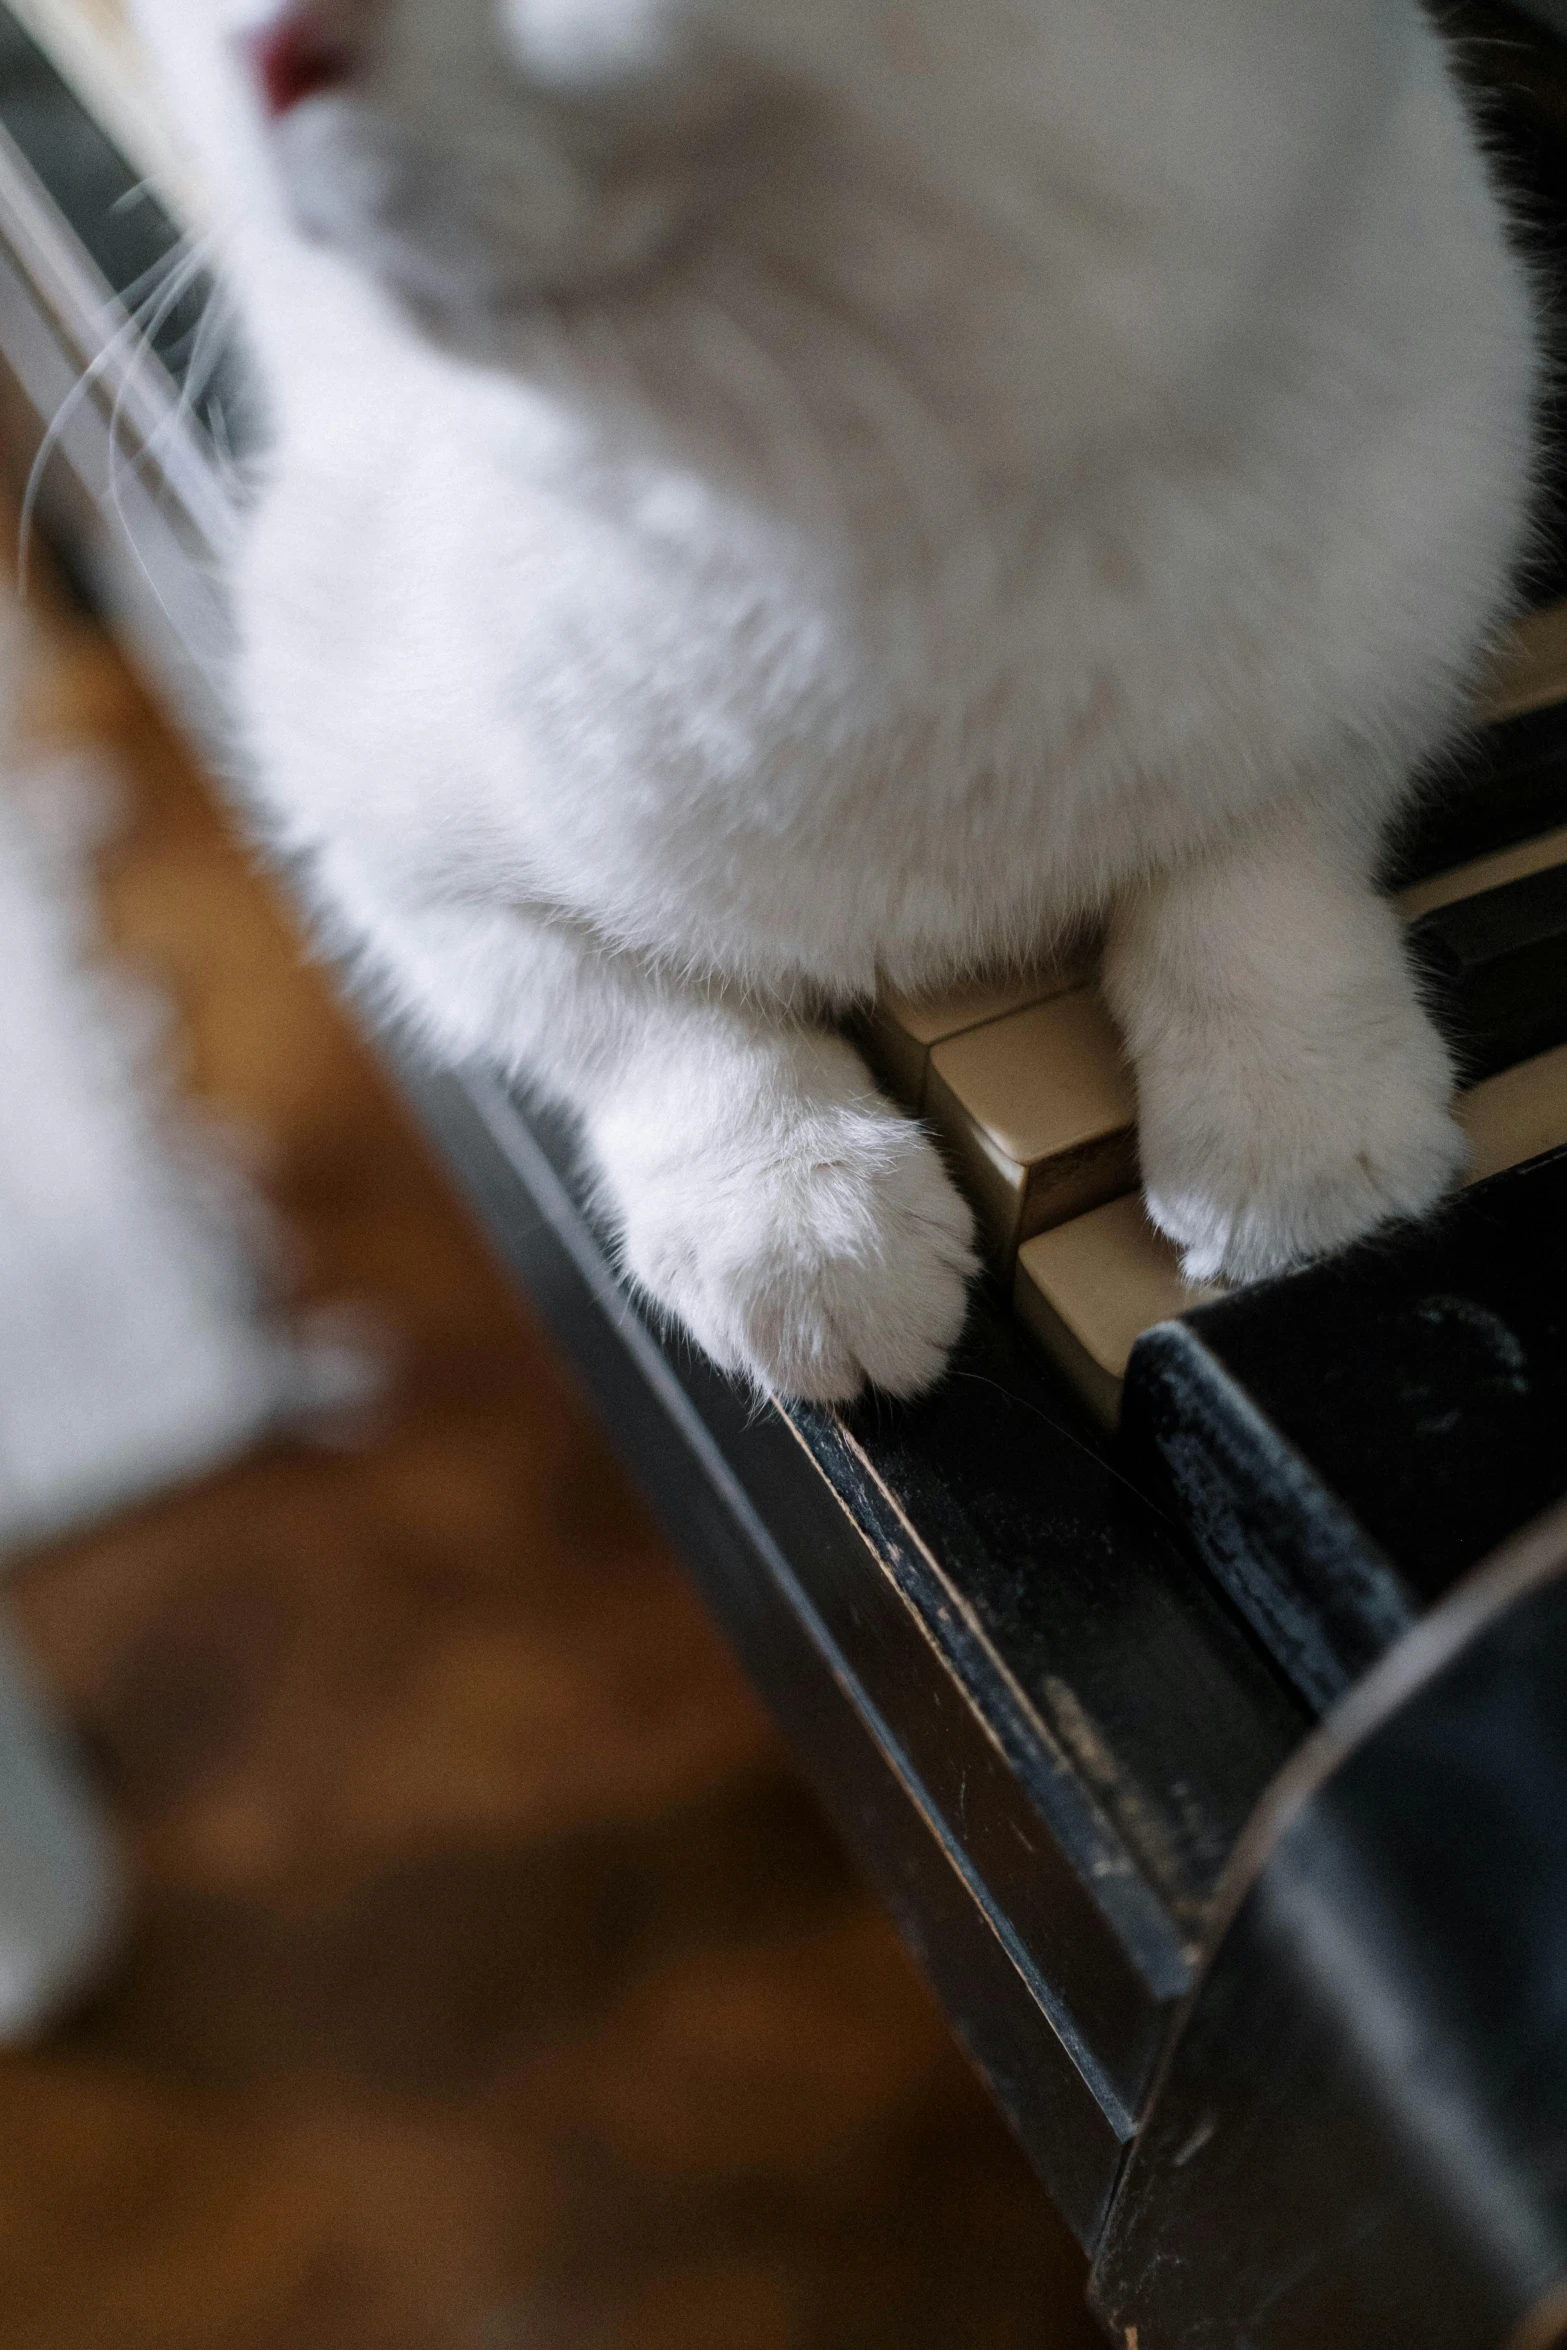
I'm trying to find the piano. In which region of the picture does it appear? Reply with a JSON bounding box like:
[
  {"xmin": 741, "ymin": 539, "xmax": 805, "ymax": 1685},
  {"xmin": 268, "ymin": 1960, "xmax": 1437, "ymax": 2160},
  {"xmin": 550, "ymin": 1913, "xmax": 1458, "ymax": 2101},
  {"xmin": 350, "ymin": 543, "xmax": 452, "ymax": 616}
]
[{"xmin": 0, "ymin": 5, "xmax": 1563, "ymax": 2341}]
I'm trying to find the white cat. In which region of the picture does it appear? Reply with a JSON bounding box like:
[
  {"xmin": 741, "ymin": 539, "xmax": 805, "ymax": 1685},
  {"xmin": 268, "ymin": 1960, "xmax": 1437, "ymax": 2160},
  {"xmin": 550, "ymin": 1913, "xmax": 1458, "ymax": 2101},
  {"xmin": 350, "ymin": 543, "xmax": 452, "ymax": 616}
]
[{"xmin": 131, "ymin": 0, "xmax": 1537, "ymax": 1401}]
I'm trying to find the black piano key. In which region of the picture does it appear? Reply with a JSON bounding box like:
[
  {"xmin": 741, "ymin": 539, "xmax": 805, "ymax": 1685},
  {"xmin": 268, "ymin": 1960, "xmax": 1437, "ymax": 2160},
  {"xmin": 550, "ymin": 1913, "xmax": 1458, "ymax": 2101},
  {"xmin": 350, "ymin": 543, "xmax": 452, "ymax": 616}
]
[
  {"xmin": 1384, "ymin": 698, "xmax": 1567, "ymax": 891},
  {"xmin": 1409, "ymin": 858, "xmax": 1567, "ymax": 1080},
  {"xmin": 1119, "ymin": 1149, "xmax": 1567, "ymax": 1711}
]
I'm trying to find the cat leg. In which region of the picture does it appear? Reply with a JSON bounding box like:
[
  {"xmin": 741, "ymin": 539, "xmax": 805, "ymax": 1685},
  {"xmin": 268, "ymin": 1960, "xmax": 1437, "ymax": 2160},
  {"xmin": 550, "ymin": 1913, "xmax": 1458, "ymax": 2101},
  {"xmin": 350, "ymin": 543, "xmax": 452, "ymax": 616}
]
[
  {"xmin": 1103, "ymin": 812, "xmax": 1466, "ymax": 1285},
  {"xmin": 341, "ymin": 891, "xmax": 977, "ymax": 1401}
]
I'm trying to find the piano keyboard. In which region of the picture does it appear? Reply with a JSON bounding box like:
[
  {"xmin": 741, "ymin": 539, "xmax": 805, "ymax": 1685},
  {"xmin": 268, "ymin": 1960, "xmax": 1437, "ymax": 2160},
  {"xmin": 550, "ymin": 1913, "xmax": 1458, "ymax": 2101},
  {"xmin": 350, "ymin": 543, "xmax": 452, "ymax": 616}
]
[{"xmin": 862, "ymin": 610, "xmax": 1567, "ymax": 1423}]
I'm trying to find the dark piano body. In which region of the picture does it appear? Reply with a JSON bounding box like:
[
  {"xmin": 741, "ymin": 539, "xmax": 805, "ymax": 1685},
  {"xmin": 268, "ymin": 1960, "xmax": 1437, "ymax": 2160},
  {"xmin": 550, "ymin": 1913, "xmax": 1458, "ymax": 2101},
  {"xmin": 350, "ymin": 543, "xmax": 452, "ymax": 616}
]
[{"xmin": 0, "ymin": 7, "xmax": 1564, "ymax": 2342}]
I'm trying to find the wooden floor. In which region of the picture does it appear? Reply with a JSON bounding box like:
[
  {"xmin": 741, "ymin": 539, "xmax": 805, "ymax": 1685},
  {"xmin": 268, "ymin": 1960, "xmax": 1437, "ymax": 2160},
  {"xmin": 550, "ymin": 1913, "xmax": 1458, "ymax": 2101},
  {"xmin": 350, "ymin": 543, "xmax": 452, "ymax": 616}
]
[{"xmin": 0, "ymin": 556, "xmax": 1100, "ymax": 2350}]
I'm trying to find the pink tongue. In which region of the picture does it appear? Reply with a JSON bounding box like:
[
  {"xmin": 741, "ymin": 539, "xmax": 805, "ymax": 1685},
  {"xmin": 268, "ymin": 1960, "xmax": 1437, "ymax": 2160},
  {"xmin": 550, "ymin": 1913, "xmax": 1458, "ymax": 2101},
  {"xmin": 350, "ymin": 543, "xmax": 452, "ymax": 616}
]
[{"xmin": 249, "ymin": 18, "xmax": 353, "ymax": 118}]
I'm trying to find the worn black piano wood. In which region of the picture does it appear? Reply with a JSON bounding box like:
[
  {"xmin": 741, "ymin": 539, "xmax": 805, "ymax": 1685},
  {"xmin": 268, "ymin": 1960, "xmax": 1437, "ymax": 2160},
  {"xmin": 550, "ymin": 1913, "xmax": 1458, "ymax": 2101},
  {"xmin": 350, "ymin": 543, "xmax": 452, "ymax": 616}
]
[
  {"xmin": 385, "ymin": 1056, "xmax": 1307, "ymax": 2245},
  {"xmin": 1090, "ymin": 1500, "xmax": 1567, "ymax": 2350}
]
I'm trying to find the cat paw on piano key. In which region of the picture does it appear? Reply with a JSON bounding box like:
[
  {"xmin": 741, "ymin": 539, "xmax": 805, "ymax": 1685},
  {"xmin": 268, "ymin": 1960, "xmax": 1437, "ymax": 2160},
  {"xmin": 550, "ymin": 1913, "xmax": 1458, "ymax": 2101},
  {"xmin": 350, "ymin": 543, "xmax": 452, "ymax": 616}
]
[
  {"xmin": 1135, "ymin": 1007, "xmax": 1469, "ymax": 1287},
  {"xmin": 593, "ymin": 1033, "xmax": 979, "ymax": 1403},
  {"xmin": 1106, "ymin": 812, "xmax": 1477, "ymax": 1287}
]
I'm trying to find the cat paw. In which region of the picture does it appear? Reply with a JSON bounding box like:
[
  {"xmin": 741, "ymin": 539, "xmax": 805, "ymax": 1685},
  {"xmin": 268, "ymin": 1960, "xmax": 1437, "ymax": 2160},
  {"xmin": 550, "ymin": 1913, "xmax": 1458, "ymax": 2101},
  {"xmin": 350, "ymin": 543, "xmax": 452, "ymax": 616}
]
[
  {"xmin": 1137, "ymin": 1005, "xmax": 1468, "ymax": 1286},
  {"xmin": 595, "ymin": 1043, "xmax": 977, "ymax": 1402}
]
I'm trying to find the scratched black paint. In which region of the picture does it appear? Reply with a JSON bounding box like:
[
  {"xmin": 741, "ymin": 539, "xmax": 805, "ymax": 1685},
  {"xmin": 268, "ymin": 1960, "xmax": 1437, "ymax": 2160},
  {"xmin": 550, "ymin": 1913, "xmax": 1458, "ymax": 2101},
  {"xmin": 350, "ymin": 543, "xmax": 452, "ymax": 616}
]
[{"xmin": 1124, "ymin": 1149, "xmax": 1567, "ymax": 1707}]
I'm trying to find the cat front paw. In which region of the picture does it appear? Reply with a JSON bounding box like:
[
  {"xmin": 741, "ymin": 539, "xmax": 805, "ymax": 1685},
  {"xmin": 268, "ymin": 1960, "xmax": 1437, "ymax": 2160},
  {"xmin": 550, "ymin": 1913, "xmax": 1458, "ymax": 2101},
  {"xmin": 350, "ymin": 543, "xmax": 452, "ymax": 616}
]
[
  {"xmin": 1137, "ymin": 1003, "xmax": 1468, "ymax": 1286},
  {"xmin": 596, "ymin": 1043, "xmax": 977, "ymax": 1403}
]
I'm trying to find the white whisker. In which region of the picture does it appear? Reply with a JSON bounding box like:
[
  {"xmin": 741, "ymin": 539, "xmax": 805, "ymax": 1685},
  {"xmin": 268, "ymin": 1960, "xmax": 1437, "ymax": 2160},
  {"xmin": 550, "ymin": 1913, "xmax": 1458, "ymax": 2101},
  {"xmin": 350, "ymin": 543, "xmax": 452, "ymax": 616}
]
[
  {"xmin": 18, "ymin": 304, "xmax": 158, "ymax": 600},
  {"xmin": 17, "ymin": 230, "xmax": 222, "ymax": 597},
  {"xmin": 109, "ymin": 177, "xmax": 157, "ymax": 218}
]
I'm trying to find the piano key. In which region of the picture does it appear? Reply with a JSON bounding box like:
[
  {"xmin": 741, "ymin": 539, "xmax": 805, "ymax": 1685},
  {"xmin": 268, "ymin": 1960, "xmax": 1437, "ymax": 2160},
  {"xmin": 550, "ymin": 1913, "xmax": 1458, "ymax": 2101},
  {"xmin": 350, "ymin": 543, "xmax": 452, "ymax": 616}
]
[
  {"xmin": 1393, "ymin": 818, "xmax": 1567, "ymax": 918},
  {"xmin": 1409, "ymin": 860, "xmax": 1567, "ymax": 1081},
  {"xmin": 1462, "ymin": 1035, "xmax": 1567, "ymax": 1180},
  {"xmin": 1119, "ymin": 1144, "xmax": 1567, "ymax": 1708},
  {"xmin": 1383, "ymin": 696, "xmax": 1567, "ymax": 890},
  {"xmin": 1014, "ymin": 1195, "xmax": 1219, "ymax": 1427},
  {"xmin": 924, "ymin": 987, "xmax": 1138, "ymax": 1256},
  {"xmin": 858, "ymin": 951, "xmax": 1092, "ymax": 1111},
  {"xmin": 1478, "ymin": 596, "xmax": 1567, "ymax": 724},
  {"xmin": 1014, "ymin": 1038, "xmax": 1567, "ymax": 1423}
]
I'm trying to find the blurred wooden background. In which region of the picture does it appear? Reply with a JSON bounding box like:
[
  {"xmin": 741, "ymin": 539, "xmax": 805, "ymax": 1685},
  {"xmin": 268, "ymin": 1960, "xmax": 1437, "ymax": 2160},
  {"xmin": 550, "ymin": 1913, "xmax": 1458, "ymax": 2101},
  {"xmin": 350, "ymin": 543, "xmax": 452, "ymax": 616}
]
[{"xmin": 0, "ymin": 540, "xmax": 1099, "ymax": 2349}]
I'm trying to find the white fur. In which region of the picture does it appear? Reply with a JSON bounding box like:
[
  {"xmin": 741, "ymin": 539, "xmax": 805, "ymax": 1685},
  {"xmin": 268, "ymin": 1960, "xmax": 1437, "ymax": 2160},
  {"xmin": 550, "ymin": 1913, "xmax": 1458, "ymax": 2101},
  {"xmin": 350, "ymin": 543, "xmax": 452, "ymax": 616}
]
[{"xmin": 133, "ymin": 0, "xmax": 1537, "ymax": 1399}]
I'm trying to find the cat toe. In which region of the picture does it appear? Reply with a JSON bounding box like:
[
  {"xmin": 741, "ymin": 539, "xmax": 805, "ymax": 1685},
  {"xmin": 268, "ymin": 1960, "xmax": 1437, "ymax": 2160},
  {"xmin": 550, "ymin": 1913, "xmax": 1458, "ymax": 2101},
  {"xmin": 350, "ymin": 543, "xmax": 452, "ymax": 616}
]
[
  {"xmin": 1143, "ymin": 1074, "xmax": 1468, "ymax": 1286},
  {"xmin": 613, "ymin": 1095, "xmax": 977, "ymax": 1404},
  {"xmin": 1141, "ymin": 1019, "xmax": 1475, "ymax": 1287}
]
